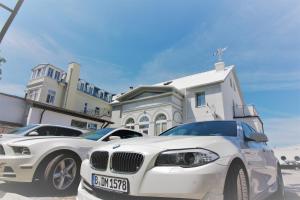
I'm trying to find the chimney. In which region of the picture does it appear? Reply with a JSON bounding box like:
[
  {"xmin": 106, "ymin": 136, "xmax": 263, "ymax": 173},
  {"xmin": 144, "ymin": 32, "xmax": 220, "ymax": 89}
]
[{"xmin": 214, "ymin": 61, "xmax": 225, "ymax": 72}]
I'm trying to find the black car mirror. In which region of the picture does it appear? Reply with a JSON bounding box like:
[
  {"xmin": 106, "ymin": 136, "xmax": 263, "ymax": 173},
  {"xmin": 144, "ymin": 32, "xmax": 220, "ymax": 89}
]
[{"xmin": 245, "ymin": 132, "xmax": 268, "ymax": 143}]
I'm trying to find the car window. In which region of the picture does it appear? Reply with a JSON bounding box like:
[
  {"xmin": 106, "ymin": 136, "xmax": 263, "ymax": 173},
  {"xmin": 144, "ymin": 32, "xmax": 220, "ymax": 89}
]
[
  {"xmin": 6, "ymin": 124, "xmax": 38, "ymax": 135},
  {"xmin": 103, "ymin": 130, "xmax": 143, "ymax": 141},
  {"xmin": 242, "ymin": 123, "xmax": 254, "ymax": 138},
  {"xmin": 160, "ymin": 121, "xmax": 237, "ymax": 137},
  {"xmin": 83, "ymin": 128, "xmax": 115, "ymax": 141},
  {"xmin": 55, "ymin": 127, "xmax": 82, "ymax": 136},
  {"xmin": 34, "ymin": 126, "xmax": 57, "ymax": 136}
]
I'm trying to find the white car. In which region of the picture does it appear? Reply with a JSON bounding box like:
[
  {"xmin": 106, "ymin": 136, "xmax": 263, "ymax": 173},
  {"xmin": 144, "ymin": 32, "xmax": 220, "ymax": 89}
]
[
  {"xmin": 0, "ymin": 128, "xmax": 144, "ymax": 193},
  {"xmin": 78, "ymin": 121, "xmax": 285, "ymax": 200},
  {"xmin": 0, "ymin": 124, "xmax": 85, "ymax": 139}
]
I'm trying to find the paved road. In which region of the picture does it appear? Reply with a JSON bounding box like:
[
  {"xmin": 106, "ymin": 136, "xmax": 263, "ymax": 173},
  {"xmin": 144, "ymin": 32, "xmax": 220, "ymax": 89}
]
[{"xmin": 0, "ymin": 169, "xmax": 299, "ymax": 200}]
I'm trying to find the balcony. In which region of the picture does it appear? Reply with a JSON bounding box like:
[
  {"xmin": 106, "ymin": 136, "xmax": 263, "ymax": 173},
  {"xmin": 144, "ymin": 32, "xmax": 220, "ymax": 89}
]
[{"xmin": 233, "ymin": 105, "xmax": 259, "ymax": 118}]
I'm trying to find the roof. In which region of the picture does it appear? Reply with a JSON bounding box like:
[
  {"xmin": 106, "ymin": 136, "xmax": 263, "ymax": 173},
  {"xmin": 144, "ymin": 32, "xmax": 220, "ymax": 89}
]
[
  {"xmin": 32, "ymin": 64, "xmax": 65, "ymax": 72},
  {"xmin": 114, "ymin": 65, "xmax": 235, "ymax": 102},
  {"xmin": 154, "ymin": 65, "xmax": 234, "ymax": 90},
  {"xmin": 115, "ymin": 86, "xmax": 181, "ymax": 102},
  {"xmin": 26, "ymin": 100, "xmax": 113, "ymax": 126}
]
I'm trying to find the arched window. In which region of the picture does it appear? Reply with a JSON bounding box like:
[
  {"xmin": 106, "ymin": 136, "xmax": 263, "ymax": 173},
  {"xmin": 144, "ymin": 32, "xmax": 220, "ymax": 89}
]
[
  {"xmin": 155, "ymin": 114, "xmax": 167, "ymax": 135},
  {"xmin": 125, "ymin": 118, "xmax": 135, "ymax": 130},
  {"xmin": 139, "ymin": 116, "xmax": 150, "ymax": 134}
]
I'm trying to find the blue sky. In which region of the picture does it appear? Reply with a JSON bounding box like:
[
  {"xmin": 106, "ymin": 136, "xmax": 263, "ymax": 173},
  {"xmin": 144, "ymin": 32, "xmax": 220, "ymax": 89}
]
[{"xmin": 0, "ymin": 0, "xmax": 299, "ymax": 147}]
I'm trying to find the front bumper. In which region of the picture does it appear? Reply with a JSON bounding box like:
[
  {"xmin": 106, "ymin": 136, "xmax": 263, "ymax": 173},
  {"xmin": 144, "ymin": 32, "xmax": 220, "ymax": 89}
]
[
  {"xmin": 78, "ymin": 160, "xmax": 226, "ymax": 200},
  {"xmin": 0, "ymin": 155, "xmax": 35, "ymax": 182}
]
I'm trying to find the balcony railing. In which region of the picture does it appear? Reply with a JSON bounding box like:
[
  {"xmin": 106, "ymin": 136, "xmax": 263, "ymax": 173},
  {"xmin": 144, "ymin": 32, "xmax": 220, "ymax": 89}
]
[{"xmin": 233, "ymin": 105, "xmax": 259, "ymax": 118}]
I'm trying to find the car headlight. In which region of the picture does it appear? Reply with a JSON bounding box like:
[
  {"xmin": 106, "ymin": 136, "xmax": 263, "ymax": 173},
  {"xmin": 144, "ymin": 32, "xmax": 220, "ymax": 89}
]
[
  {"xmin": 11, "ymin": 146, "xmax": 31, "ymax": 155},
  {"xmin": 155, "ymin": 148, "xmax": 219, "ymax": 168}
]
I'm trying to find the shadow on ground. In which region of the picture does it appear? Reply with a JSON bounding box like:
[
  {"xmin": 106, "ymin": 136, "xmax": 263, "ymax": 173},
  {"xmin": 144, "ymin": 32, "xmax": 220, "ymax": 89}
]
[{"xmin": 0, "ymin": 182, "xmax": 75, "ymax": 199}]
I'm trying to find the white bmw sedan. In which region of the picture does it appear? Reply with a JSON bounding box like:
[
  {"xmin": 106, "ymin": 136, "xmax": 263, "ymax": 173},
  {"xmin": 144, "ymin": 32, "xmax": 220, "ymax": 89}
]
[
  {"xmin": 0, "ymin": 128, "xmax": 144, "ymax": 193},
  {"xmin": 78, "ymin": 121, "xmax": 284, "ymax": 200}
]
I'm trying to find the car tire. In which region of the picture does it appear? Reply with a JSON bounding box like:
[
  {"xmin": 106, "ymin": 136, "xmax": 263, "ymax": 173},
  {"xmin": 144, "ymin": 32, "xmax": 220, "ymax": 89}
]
[
  {"xmin": 270, "ymin": 165, "xmax": 285, "ymax": 200},
  {"xmin": 42, "ymin": 153, "xmax": 81, "ymax": 194},
  {"xmin": 224, "ymin": 163, "xmax": 249, "ymax": 200}
]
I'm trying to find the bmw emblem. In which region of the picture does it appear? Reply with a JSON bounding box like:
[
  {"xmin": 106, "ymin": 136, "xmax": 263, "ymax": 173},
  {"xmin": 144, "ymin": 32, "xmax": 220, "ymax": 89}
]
[{"xmin": 113, "ymin": 144, "xmax": 121, "ymax": 149}]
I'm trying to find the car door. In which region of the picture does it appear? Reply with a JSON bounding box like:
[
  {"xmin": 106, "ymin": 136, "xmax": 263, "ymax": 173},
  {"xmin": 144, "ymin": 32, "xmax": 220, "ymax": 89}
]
[{"xmin": 241, "ymin": 123, "xmax": 268, "ymax": 199}]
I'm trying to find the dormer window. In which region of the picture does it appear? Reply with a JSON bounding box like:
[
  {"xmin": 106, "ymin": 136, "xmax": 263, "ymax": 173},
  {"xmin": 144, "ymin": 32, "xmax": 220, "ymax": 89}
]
[
  {"xmin": 47, "ymin": 68, "xmax": 54, "ymax": 78},
  {"xmin": 54, "ymin": 71, "xmax": 61, "ymax": 80}
]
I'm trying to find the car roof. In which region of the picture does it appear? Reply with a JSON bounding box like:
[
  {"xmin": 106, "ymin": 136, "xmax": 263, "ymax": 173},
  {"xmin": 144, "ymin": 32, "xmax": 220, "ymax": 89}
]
[{"xmin": 32, "ymin": 124, "xmax": 84, "ymax": 133}]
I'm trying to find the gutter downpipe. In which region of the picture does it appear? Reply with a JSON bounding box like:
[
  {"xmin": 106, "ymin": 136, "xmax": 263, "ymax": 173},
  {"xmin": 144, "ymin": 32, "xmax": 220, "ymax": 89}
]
[{"xmin": 39, "ymin": 109, "xmax": 46, "ymax": 124}]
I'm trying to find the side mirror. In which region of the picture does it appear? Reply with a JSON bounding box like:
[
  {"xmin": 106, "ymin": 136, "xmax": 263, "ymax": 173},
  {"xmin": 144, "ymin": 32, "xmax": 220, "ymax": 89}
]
[
  {"xmin": 245, "ymin": 132, "xmax": 268, "ymax": 143},
  {"xmin": 108, "ymin": 136, "xmax": 121, "ymax": 141},
  {"xmin": 28, "ymin": 131, "xmax": 39, "ymax": 136}
]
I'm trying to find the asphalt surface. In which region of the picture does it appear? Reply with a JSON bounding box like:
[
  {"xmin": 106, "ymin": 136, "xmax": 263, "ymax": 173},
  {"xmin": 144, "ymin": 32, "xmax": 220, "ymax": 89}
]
[{"xmin": 0, "ymin": 169, "xmax": 299, "ymax": 200}]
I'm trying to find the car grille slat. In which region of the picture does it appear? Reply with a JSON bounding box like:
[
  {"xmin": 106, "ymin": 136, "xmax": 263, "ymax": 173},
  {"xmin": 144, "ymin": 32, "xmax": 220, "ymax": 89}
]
[
  {"xmin": 90, "ymin": 151, "xmax": 109, "ymax": 170},
  {"xmin": 0, "ymin": 145, "xmax": 5, "ymax": 155},
  {"xmin": 111, "ymin": 152, "xmax": 144, "ymax": 173}
]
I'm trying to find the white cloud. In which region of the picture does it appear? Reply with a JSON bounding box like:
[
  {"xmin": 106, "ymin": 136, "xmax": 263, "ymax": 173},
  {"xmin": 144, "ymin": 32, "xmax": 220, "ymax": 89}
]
[
  {"xmin": 0, "ymin": 82, "xmax": 25, "ymax": 97},
  {"xmin": 3, "ymin": 28, "xmax": 76, "ymax": 65},
  {"xmin": 264, "ymin": 117, "xmax": 300, "ymax": 148}
]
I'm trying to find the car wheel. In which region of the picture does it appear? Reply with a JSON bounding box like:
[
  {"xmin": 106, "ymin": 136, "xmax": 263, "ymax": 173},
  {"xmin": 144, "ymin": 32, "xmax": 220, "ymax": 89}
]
[
  {"xmin": 224, "ymin": 163, "xmax": 249, "ymax": 200},
  {"xmin": 43, "ymin": 153, "xmax": 81, "ymax": 193},
  {"xmin": 270, "ymin": 166, "xmax": 285, "ymax": 200}
]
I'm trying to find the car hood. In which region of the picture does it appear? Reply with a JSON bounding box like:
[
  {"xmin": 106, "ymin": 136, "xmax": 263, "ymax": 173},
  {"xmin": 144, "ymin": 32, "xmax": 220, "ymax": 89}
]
[
  {"xmin": 0, "ymin": 136, "xmax": 85, "ymax": 145},
  {"xmin": 95, "ymin": 136, "xmax": 240, "ymax": 157}
]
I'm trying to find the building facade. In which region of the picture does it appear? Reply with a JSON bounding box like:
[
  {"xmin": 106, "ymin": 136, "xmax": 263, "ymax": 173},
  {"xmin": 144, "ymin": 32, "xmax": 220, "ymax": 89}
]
[
  {"xmin": 26, "ymin": 62, "xmax": 114, "ymax": 122},
  {"xmin": 0, "ymin": 92, "xmax": 112, "ymax": 133},
  {"xmin": 111, "ymin": 61, "xmax": 263, "ymax": 135}
]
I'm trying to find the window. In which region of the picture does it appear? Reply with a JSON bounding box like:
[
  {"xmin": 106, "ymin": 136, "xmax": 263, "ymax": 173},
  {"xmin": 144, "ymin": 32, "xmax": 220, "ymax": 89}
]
[
  {"xmin": 160, "ymin": 121, "xmax": 238, "ymax": 137},
  {"xmin": 54, "ymin": 71, "xmax": 61, "ymax": 80},
  {"xmin": 87, "ymin": 123, "xmax": 97, "ymax": 130},
  {"xmin": 55, "ymin": 127, "xmax": 82, "ymax": 136},
  {"xmin": 242, "ymin": 123, "xmax": 256, "ymax": 139},
  {"xmin": 103, "ymin": 130, "xmax": 142, "ymax": 141},
  {"xmin": 35, "ymin": 126, "xmax": 57, "ymax": 136},
  {"xmin": 125, "ymin": 118, "xmax": 135, "ymax": 130},
  {"xmin": 83, "ymin": 128, "xmax": 115, "ymax": 141},
  {"xmin": 47, "ymin": 68, "xmax": 54, "ymax": 78},
  {"xmin": 46, "ymin": 90, "xmax": 56, "ymax": 104},
  {"xmin": 95, "ymin": 107, "xmax": 100, "ymax": 115},
  {"xmin": 139, "ymin": 116, "xmax": 150, "ymax": 134},
  {"xmin": 155, "ymin": 114, "xmax": 167, "ymax": 135},
  {"xmin": 71, "ymin": 120, "xmax": 87, "ymax": 129},
  {"xmin": 196, "ymin": 92, "xmax": 206, "ymax": 107}
]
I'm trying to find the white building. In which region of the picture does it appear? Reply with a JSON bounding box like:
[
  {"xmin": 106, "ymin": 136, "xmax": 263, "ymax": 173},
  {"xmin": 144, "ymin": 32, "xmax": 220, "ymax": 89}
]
[
  {"xmin": 111, "ymin": 61, "xmax": 263, "ymax": 135},
  {"xmin": 25, "ymin": 62, "xmax": 115, "ymax": 130},
  {"xmin": 26, "ymin": 62, "xmax": 113, "ymax": 121},
  {"xmin": 0, "ymin": 92, "xmax": 113, "ymax": 133}
]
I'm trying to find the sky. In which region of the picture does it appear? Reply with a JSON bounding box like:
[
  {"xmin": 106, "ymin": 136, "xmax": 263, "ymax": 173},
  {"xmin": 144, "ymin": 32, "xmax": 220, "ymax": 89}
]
[{"xmin": 0, "ymin": 0, "xmax": 299, "ymax": 147}]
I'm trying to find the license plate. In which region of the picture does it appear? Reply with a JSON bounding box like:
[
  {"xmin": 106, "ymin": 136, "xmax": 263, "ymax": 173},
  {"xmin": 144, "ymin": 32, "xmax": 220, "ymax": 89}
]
[{"xmin": 92, "ymin": 174, "xmax": 129, "ymax": 193}]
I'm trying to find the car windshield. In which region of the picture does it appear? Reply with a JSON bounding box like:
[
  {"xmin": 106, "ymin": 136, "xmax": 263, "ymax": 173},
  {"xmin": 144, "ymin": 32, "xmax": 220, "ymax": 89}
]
[
  {"xmin": 6, "ymin": 124, "xmax": 39, "ymax": 135},
  {"xmin": 160, "ymin": 121, "xmax": 237, "ymax": 137},
  {"xmin": 82, "ymin": 128, "xmax": 115, "ymax": 141}
]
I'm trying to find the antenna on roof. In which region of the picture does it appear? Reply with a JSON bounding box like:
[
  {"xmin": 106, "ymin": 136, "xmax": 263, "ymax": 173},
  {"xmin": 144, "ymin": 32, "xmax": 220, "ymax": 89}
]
[{"xmin": 214, "ymin": 47, "xmax": 227, "ymax": 62}]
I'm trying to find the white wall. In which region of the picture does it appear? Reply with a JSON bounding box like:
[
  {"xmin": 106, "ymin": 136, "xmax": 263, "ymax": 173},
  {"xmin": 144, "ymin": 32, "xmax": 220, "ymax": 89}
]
[
  {"xmin": 0, "ymin": 93, "xmax": 27, "ymax": 125},
  {"xmin": 183, "ymin": 84, "xmax": 223, "ymax": 122},
  {"xmin": 221, "ymin": 72, "xmax": 244, "ymax": 119}
]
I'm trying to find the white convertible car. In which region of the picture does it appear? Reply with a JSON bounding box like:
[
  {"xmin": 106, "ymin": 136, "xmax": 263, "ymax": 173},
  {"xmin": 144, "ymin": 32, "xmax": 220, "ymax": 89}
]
[
  {"xmin": 0, "ymin": 128, "xmax": 144, "ymax": 193},
  {"xmin": 78, "ymin": 121, "xmax": 284, "ymax": 200}
]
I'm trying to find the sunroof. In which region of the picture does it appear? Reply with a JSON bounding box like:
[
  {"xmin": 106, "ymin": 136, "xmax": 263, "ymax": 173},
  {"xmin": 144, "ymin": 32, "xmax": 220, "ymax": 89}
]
[{"xmin": 163, "ymin": 81, "xmax": 173, "ymax": 85}]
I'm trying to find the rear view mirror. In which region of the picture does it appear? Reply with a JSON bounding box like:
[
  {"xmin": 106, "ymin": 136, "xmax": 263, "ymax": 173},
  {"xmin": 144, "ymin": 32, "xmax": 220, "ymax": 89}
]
[
  {"xmin": 28, "ymin": 131, "xmax": 39, "ymax": 136},
  {"xmin": 108, "ymin": 136, "xmax": 121, "ymax": 141},
  {"xmin": 245, "ymin": 133, "xmax": 268, "ymax": 143}
]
